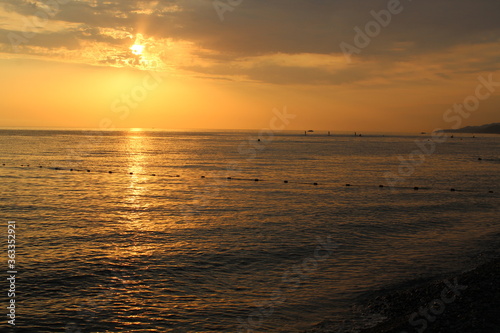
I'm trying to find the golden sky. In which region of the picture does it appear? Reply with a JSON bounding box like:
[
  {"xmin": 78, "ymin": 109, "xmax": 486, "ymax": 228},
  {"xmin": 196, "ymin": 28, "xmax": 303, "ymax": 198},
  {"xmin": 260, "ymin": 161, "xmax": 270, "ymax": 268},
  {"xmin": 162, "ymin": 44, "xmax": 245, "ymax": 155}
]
[{"xmin": 0, "ymin": 0, "xmax": 499, "ymax": 132}]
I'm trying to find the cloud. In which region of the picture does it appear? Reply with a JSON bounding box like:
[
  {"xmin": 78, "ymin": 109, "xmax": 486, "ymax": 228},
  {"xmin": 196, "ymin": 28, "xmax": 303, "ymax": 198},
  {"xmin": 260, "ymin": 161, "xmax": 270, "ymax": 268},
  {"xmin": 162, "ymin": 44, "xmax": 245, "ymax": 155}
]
[{"xmin": 0, "ymin": 0, "xmax": 499, "ymax": 84}]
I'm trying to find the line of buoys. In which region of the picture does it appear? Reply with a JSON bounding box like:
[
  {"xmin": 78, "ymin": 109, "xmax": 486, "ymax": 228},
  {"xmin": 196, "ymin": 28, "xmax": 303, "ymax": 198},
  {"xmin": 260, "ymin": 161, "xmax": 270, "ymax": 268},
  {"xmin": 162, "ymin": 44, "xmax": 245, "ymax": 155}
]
[
  {"xmin": 1, "ymin": 164, "xmax": 184, "ymax": 178},
  {"xmin": 0, "ymin": 163, "xmax": 497, "ymax": 194}
]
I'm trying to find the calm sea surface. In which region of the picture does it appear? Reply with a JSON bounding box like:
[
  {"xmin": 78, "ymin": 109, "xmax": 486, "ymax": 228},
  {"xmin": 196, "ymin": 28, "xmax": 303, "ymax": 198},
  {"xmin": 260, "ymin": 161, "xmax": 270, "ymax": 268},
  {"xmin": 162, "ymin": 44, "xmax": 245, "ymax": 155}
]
[{"xmin": 0, "ymin": 129, "xmax": 499, "ymax": 332}]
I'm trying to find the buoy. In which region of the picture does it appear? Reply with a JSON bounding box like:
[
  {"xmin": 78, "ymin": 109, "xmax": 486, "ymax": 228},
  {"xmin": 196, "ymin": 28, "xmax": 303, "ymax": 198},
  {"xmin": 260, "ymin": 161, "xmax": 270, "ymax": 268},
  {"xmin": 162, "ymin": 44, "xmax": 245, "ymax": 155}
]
[
  {"xmin": 478, "ymin": 158, "xmax": 482, "ymax": 161},
  {"xmin": 152, "ymin": 174, "xmax": 156, "ymax": 176},
  {"xmin": 414, "ymin": 187, "xmax": 419, "ymax": 190},
  {"xmin": 87, "ymin": 170, "xmax": 90, "ymax": 172},
  {"xmin": 39, "ymin": 166, "xmax": 43, "ymax": 168},
  {"xmin": 70, "ymin": 169, "xmax": 73, "ymax": 171},
  {"xmin": 346, "ymin": 184, "xmax": 351, "ymax": 186},
  {"xmin": 176, "ymin": 175, "xmax": 180, "ymax": 177},
  {"xmin": 227, "ymin": 177, "xmax": 232, "ymax": 180},
  {"xmin": 313, "ymin": 183, "xmax": 318, "ymax": 186},
  {"xmin": 450, "ymin": 188, "xmax": 456, "ymax": 192},
  {"xmin": 379, "ymin": 185, "xmax": 384, "ymax": 188},
  {"xmin": 255, "ymin": 179, "xmax": 259, "ymax": 182},
  {"xmin": 201, "ymin": 176, "xmax": 205, "ymax": 178},
  {"xmin": 129, "ymin": 172, "xmax": 133, "ymax": 175},
  {"xmin": 108, "ymin": 171, "xmax": 113, "ymax": 174},
  {"xmin": 284, "ymin": 180, "xmax": 288, "ymax": 183},
  {"xmin": 489, "ymin": 190, "xmax": 494, "ymax": 193}
]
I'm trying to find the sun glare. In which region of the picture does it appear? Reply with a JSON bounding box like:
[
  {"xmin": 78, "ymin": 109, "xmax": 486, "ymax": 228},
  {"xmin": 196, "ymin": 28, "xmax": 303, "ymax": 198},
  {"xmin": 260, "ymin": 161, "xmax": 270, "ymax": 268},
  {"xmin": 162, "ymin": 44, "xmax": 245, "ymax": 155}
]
[{"xmin": 130, "ymin": 44, "xmax": 145, "ymax": 55}]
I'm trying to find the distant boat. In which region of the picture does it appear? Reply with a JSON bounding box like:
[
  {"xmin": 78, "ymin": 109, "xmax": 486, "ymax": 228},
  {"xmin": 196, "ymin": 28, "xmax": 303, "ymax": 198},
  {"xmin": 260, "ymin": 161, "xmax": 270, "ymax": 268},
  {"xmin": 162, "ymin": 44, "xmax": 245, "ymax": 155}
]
[
  {"xmin": 307, "ymin": 130, "xmax": 314, "ymax": 133},
  {"xmin": 421, "ymin": 132, "xmax": 427, "ymax": 134}
]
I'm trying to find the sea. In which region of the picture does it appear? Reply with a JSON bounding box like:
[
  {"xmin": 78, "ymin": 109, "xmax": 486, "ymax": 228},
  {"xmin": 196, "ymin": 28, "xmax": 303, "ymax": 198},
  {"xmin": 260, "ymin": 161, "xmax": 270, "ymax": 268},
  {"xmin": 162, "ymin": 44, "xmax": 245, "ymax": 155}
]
[{"xmin": 0, "ymin": 129, "xmax": 499, "ymax": 332}]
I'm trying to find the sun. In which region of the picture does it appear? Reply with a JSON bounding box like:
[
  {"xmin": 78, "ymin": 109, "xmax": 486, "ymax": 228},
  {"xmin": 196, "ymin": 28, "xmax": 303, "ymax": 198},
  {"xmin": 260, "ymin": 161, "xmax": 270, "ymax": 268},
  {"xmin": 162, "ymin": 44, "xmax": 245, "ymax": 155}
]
[
  {"xmin": 130, "ymin": 44, "xmax": 145, "ymax": 56},
  {"xmin": 124, "ymin": 33, "xmax": 165, "ymax": 70}
]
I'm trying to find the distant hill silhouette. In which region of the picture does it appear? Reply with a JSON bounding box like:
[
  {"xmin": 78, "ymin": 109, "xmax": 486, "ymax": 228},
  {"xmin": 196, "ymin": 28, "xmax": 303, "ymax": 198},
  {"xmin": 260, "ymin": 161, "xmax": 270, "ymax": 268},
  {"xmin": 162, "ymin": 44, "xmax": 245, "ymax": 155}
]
[{"xmin": 442, "ymin": 123, "xmax": 500, "ymax": 134}]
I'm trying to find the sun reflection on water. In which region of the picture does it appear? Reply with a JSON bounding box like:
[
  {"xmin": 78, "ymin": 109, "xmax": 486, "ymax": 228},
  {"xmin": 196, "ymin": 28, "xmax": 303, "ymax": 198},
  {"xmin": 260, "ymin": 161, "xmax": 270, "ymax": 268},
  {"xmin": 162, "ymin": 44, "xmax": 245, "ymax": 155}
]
[{"xmin": 123, "ymin": 133, "xmax": 151, "ymax": 226}]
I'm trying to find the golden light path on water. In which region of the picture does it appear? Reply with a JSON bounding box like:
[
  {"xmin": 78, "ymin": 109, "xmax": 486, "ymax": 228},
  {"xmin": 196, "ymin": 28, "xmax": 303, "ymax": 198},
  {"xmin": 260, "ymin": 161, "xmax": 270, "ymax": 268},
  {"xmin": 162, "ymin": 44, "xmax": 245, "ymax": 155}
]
[{"xmin": 121, "ymin": 130, "xmax": 155, "ymax": 253}]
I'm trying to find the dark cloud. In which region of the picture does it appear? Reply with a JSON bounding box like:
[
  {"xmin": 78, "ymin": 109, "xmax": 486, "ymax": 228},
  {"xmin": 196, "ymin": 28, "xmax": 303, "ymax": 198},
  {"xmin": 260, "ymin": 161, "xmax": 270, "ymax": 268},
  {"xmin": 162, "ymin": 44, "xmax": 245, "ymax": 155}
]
[
  {"xmin": 182, "ymin": 60, "xmax": 377, "ymax": 85},
  {"xmin": 0, "ymin": 27, "xmax": 80, "ymax": 50},
  {"xmin": 150, "ymin": 0, "xmax": 500, "ymax": 58}
]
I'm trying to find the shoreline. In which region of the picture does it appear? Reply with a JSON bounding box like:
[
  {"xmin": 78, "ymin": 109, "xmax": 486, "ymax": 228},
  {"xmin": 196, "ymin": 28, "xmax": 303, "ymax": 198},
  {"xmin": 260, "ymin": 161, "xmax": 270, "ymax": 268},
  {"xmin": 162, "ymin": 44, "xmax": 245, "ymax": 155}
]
[{"xmin": 305, "ymin": 254, "xmax": 500, "ymax": 333}]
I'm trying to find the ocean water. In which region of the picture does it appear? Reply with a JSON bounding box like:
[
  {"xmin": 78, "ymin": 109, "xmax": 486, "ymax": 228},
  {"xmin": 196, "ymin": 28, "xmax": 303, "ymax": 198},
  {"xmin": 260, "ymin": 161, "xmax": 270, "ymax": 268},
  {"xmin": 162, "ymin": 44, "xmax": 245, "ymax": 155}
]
[{"xmin": 0, "ymin": 129, "xmax": 499, "ymax": 332}]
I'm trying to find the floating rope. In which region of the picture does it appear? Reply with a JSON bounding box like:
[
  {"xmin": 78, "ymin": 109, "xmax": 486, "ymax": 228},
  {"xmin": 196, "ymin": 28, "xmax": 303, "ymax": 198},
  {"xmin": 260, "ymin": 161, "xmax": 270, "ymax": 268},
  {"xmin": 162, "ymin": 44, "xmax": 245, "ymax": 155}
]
[{"xmin": 0, "ymin": 163, "xmax": 496, "ymax": 194}]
